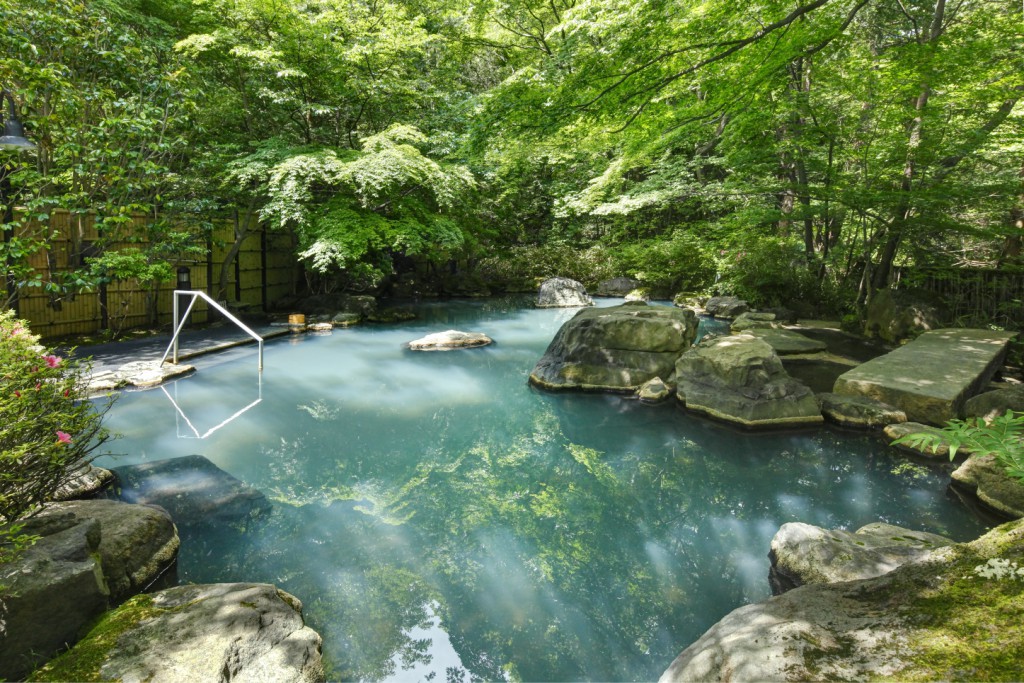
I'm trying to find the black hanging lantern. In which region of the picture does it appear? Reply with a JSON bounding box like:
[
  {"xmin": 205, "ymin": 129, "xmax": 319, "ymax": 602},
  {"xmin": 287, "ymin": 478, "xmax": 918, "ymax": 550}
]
[{"xmin": 0, "ymin": 90, "xmax": 36, "ymax": 151}]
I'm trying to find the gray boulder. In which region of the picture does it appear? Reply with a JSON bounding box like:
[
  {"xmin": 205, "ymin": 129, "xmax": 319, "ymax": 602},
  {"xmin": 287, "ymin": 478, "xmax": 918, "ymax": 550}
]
[
  {"xmin": 745, "ymin": 328, "xmax": 828, "ymax": 355},
  {"xmin": 951, "ymin": 454, "xmax": 1024, "ymax": 519},
  {"xmin": 703, "ymin": 295, "xmax": 749, "ymax": 319},
  {"xmin": 33, "ymin": 583, "xmax": 325, "ymax": 683},
  {"xmin": 675, "ymin": 334, "xmax": 823, "ymax": 428},
  {"xmin": 818, "ymin": 393, "xmax": 906, "ymax": 429},
  {"xmin": 964, "ymin": 385, "xmax": 1024, "ymax": 423},
  {"xmin": 0, "ymin": 511, "xmax": 109, "ymax": 681},
  {"xmin": 407, "ymin": 329, "xmax": 493, "ymax": 350},
  {"xmin": 530, "ymin": 302, "xmax": 698, "ymax": 392},
  {"xmin": 637, "ymin": 376, "xmax": 672, "ymax": 404},
  {"xmin": 595, "ymin": 276, "xmax": 641, "ymax": 297},
  {"xmin": 864, "ymin": 287, "xmax": 947, "ymax": 344},
  {"xmin": 769, "ymin": 521, "xmax": 953, "ymax": 593},
  {"xmin": 51, "ymin": 499, "xmax": 179, "ymax": 602},
  {"xmin": 111, "ymin": 454, "xmax": 272, "ymax": 526},
  {"xmin": 536, "ymin": 277, "xmax": 593, "ymax": 308},
  {"xmin": 624, "ymin": 288, "xmax": 650, "ymax": 302},
  {"xmin": 661, "ymin": 518, "xmax": 1024, "ymax": 682},
  {"xmin": 730, "ymin": 311, "xmax": 785, "ymax": 332}
]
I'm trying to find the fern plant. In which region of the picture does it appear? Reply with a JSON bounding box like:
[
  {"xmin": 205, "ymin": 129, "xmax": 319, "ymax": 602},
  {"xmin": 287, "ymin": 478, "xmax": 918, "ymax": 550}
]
[{"xmin": 892, "ymin": 410, "xmax": 1024, "ymax": 482}]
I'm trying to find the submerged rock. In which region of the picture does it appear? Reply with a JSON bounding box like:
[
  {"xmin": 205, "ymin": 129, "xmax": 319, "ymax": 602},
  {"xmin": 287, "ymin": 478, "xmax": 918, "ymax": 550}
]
[
  {"xmin": 110, "ymin": 454, "xmax": 272, "ymax": 526},
  {"xmin": 529, "ymin": 302, "xmax": 698, "ymax": 392},
  {"xmin": 33, "ymin": 583, "xmax": 325, "ymax": 683},
  {"xmin": 703, "ymin": 296, "xmax": 749, "ymax": 319},
  {"xmin": 675, "ymin": 334, "xmax": 823, "ymax": 428},
  {"xmin": 407, "ymin": 330, "xmax": 493, "ymax": 350},
  {"xmin": 951, "ymin": 454, "xmax": 1024, "ymax": 519},
  {"xmin": 536, "ymin": 277, "xmax": 593, "ymax": 308},
  {"xmin": 660, "ymin": 518, "xmax": 1024, "ymax": 682},
  {"xmin": 818, "ymin": 392, "xmax": 906, "ymax": 429},
  {"xmin": 769, "ymin": 521, "xmax": 954, "ymax": 593}
]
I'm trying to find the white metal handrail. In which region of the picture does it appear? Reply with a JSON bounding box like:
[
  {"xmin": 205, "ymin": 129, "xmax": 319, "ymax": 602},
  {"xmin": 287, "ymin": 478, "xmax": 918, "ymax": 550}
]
[{"xmin": 160, "ymin": 290, "xmax": 264, "ymax": 371}]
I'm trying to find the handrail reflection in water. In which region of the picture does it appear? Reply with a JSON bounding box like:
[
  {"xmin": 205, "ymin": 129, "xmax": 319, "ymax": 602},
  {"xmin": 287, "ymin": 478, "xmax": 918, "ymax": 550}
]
[{"xmin": 160, "ymin": 373, "xmax": 262, "ymax": 439}]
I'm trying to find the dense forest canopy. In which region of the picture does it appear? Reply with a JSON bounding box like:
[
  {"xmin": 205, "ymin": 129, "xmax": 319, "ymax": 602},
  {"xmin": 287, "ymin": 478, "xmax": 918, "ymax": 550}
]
[{"xmin": 1, "ymin": 0, "xmax": 1022, "ymax": 321}]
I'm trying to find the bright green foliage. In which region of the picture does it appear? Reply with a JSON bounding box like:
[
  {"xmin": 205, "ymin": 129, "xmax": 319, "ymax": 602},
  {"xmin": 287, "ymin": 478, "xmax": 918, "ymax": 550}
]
[
  {"xmin": 0, "ymin": 311, "xmax": 111, "ymax": 555},
  {"xmin": 236, "ymin": 126, "xmax": 476, "ymax": 287},
  {"xmin": 892, "ymin": 411, "xmax": 1024, "ymax": 482}
]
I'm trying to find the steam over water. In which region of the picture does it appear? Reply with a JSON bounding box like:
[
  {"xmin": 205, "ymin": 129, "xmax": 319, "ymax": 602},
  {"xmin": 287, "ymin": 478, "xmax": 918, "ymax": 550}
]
[{"xmin": 97, "ymin": 296, "xmax": 988, "ymax": 681}]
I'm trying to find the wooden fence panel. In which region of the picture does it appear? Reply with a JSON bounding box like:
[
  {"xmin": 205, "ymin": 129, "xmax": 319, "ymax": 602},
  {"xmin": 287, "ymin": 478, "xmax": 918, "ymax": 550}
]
[{"xmin": 8, "ymin": 211, "xmax": 295, "ymax": 338}]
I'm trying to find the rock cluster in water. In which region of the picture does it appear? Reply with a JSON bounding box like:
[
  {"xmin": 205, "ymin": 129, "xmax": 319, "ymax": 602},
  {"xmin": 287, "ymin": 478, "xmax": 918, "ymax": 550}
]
[
  {"xmin": 408, "ymin": 329, "xmax": 493, "ymax": 350},
  {"xmin": 536, "ymin": 276, "xmax": 593, "ymax": 308}
]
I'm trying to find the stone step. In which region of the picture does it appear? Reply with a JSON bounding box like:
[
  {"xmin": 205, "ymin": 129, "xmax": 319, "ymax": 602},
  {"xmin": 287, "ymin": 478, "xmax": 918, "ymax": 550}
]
[{"xmin": 833, "ymin": 328, "xmax": 1017, "ymax": 425}]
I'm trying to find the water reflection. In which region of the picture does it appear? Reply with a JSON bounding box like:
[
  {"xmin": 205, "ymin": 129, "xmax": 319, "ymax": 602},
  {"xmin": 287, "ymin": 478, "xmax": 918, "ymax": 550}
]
[
  {"xmin": 159, "ymin": 373, "xmax": 262, "ymax": 439},
  {"xmin": 96, "ymin": 297, "xmax": 990, "ymax": 682}
]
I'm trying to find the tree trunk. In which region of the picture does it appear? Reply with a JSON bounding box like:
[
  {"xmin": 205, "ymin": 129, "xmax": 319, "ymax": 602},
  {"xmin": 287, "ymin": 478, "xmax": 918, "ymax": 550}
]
[{"xmin": 217, "ymin": 199, "xmax": 258, "ymax": 302}]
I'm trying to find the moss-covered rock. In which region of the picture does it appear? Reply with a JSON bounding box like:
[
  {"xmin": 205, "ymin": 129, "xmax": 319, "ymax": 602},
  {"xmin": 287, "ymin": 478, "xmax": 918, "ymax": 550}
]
[
  {"xmin": 952, "ymin": 454, "xmax": 1024, "ymax": 519},
  {"xmin": 529, "ymin": 302, "xmax": 698, "ymax": 392},
  {"xmin": 660, "ymin": 518, "xmax": 1024, "ymax": 682},
  {"xmin": 31, "ymin": 583, "xmax": 325, "ymax": 683},
  {"xmin": 675, "ymin": 334, "xmax": 823, "ymax": 428}
]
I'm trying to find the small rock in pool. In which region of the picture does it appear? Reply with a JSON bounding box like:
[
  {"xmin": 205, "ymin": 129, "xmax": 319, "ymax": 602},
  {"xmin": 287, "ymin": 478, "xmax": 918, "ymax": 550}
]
[{"xmin": 408, "ymin": 330, "xmax": 493, "ymax": 350}]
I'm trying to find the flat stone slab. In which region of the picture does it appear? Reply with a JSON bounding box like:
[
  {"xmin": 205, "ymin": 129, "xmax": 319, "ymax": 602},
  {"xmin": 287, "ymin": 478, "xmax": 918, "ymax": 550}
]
[
  {"xmin": 834, "ymin": 328, "xmax": 1016, "ymax": 425},
  {"xmin": 818, "ymin": 393, "xmax": 906, "ymax": 429},
  {"xmin": 745, "ymin": 328, "xmax": 827, "ymax": 355},
  {"xmin": 407, "ymin": 329, "xmax": 493, "ymax": 350},
  {"xmin": 88, "ymin": 360, "xmax": 195, "ymax": 393}
]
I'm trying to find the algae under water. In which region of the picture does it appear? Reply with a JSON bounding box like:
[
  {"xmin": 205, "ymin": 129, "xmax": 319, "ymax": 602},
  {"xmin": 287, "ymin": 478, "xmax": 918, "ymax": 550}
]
[{"xmin": 95, "ymin": 297, "xmax": 989, "ymax": 682}]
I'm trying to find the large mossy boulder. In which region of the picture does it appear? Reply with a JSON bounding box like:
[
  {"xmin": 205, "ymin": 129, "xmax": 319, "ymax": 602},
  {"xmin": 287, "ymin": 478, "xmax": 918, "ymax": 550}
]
[
  {"xmin": 661, "ymin": 518, "xmax": 1024, "ymax": 682},
  {"xmin": 703, "ymin": 295, "xmax": 749, "ymax": 319},
  {"xmin": 536, "ymin": 277, "xmax": 593, "ymax": 308},
  {"xmin": 0, "ymin": 501, "xmax": 179, "ymax": 681},
  {"xmin": 529, "ymin": 302, "xmax": 698, "ymax": 392},
  {"xmin": 675, "ymin": 334, "xmax": 823, "ymax": 428},
  {"xmin": 769, "ymin": 521, "xmax": 954, "ymax": 593},
  {"xmin": 31, "ymin": 583, "xmax": 325, "ymax": 683}
]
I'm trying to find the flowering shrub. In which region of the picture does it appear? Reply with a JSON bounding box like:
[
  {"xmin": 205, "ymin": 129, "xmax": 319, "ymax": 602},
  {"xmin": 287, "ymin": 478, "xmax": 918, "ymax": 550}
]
[{"xmin": 1, "ymin": 310, "xmax": 111, "ymax": 558}]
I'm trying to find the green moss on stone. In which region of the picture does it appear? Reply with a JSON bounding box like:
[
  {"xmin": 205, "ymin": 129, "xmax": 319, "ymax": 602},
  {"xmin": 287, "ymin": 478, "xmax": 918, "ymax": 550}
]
[{"xmin": 28, "ymin": 594, "xmax": 191, "ymax": 682}]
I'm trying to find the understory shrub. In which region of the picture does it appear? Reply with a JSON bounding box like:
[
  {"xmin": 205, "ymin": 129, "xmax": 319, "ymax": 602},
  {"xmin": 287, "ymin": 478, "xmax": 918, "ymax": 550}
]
[
  {"xmin": 714, "ymin": 238, "xmax": 851, "ymax": 313},
  {"xmin": 0, "ymin": 310, "xmax": 112, "ymax": 560},
  {"xmin": 475, "ymin": 243, "xmax": 617, "ymax": 291},
  {"xmin": 608, "ymin": 230, "xmax": 716, "ymax": 298}
]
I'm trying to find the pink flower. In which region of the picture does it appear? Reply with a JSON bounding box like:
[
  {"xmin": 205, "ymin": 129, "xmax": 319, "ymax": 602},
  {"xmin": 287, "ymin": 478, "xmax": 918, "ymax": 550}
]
[
  {"xmin": 14, "ymin": 390, "xmax": 21, "ymax": 398},
  {"xmin": 56, "ymin": 431, "xmax": 72, "ymax": 445},
  {"xmin": 44, "ymin": 355, "xmax": 62, "ymax": 368},
  {"xmin": 35, "ymin": 382, "xmax": 41, "ymax": 391}
]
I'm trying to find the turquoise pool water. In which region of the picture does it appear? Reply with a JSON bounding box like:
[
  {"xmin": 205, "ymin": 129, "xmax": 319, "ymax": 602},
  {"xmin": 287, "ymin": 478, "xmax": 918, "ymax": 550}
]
[{"xmin": 95, "ymin": 297, "xmax": 989, "ymax": 681}]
